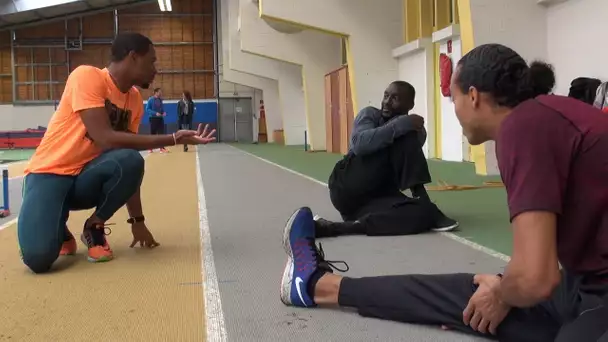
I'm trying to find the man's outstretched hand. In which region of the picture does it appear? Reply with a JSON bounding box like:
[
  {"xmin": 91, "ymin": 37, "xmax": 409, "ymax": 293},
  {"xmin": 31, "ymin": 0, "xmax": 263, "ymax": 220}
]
[
  {"xmin": 130, "ymin": 222, "xmax": 160, "ymax": 248},
  {"xmin": 175, "ymin": 123, "xmax": 216, "ymax": 145}
]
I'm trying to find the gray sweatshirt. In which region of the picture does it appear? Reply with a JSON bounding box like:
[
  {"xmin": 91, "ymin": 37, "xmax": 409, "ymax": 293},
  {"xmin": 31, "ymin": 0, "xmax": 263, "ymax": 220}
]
[{"xmin": 349, "ymin": 106, "xmax": 426, "ymax": 156}]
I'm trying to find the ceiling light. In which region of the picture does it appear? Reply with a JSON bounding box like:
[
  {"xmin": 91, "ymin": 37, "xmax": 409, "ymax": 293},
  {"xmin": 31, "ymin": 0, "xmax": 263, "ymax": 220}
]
[{"xmin": 158, "ymin": 0, "xmax": 172, "ymax": 11}]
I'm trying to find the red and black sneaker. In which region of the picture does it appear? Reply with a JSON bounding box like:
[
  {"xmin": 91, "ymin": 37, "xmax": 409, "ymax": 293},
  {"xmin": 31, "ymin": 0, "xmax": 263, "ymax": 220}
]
[{"xmin": 80, "ymin": 221, "xmax": 114, "ymax": 263}]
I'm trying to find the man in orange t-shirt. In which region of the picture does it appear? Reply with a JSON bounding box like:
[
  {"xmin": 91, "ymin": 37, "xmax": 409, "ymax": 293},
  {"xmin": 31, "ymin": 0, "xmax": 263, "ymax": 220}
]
[{"xmin": 19, "ymin": 33, "xmax": 216, "ymax": 274}]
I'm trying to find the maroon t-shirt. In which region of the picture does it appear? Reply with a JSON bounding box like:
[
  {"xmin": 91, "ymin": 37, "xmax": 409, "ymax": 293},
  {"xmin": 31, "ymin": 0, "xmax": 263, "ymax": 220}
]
[{"xmin": 497, "ymin": 95, "xmax": 608, "ymax": 282}]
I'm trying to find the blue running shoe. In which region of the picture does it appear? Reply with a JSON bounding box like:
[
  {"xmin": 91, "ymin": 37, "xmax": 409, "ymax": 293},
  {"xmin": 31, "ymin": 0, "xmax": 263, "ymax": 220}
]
[{"xmin": 280, "ymin": 207, "xmax": 349, "ymax": 307}]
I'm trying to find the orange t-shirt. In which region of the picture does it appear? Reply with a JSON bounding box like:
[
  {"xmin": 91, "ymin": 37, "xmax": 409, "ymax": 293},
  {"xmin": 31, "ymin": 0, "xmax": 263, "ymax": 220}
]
[{"xmin": 26, "ymin": 66, "xmax": 144, "ymax": 176}]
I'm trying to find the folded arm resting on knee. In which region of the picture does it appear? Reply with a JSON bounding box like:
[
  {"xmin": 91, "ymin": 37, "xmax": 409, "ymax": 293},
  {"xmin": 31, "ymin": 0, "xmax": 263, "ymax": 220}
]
[{"xmin": 350, "ymin": 107, "xmax": 422, "ymax": 156}]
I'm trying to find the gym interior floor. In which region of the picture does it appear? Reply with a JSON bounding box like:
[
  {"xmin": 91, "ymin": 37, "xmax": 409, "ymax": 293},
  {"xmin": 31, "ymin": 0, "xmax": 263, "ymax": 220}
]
[{"xmin": 0, "ymin": 143, "xmax": 509, "ymax": 341}]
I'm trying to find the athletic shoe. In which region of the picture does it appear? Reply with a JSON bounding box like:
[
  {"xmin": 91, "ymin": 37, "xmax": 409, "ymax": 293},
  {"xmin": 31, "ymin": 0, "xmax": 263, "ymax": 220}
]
[
  {"xmin": 280, "ymin": 207, "xmax": 349, "ymax": 307},
  {"xmin": 313, "ymin": 215, "xmax": 338, "ymax": 238},
  {"xmin": 313, "ymin": 215, "xmax": 364, "ymax": 238},
  {"xmin": 80, "ymin": 221, "xmax": 114, "ymax": 262},
  {"xmin": 160, "ymin": 148, "xmax": 169, "ymax": 153},
  {"xmin": 59, "ymin": 228, "xmax": 77, "ymax": 256},
  {"xmin": 431, "ymin": 212, "xmax": 459, "ymax": 232}
]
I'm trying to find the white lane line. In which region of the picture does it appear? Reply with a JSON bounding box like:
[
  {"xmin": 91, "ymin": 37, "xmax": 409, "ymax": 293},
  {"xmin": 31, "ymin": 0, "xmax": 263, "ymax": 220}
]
[
  {"xmin": 0, "ymin": 218, "xmax": 17, "ymax": 231},
  {"xmin": 229, "ymin": 144, "xmax": 511, "ymax": 263},
  {"xmin": 196, "ymin": 146, "xmax": 228, "ymax": 342}
]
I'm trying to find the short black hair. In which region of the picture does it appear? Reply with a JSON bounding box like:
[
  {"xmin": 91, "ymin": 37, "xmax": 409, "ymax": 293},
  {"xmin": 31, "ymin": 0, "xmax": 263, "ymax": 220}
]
[
  {"xmin": 391, "ymin": 80, "xmax": 416, "ymax": 101},
  {"xmin": 154, "ymin": 87, "xmax": 161, "ymax": 93},
  {"xmin": 455, "ymin": 44, "xmax": 555, "ymax": 108},
  {"xmin": 568, "ymin": 77, "xmax": 602, "ymax": 104},
  {"xmin": 111, "ymin": 33, "xmax": 153, "ymax": 62}
]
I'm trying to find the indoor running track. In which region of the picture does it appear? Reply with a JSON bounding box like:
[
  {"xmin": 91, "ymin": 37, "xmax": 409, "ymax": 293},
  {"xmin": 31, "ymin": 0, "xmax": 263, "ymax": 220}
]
[{"xmin": 198, "ymin": 144, "xmax": 504, "ymax": 342}]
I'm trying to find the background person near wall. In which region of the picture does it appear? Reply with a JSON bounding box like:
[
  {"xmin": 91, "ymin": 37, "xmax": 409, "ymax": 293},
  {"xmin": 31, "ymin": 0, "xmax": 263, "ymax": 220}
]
[{"xmin": 146, "ymin": 87, "xmax": 168, "ymax": 153}]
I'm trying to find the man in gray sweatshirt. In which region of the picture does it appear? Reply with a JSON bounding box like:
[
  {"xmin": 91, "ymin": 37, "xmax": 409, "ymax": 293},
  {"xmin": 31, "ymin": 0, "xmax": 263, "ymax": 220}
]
[{"xmin": 314, "ymin": 81, "xmax": 458, "ymax": 237}]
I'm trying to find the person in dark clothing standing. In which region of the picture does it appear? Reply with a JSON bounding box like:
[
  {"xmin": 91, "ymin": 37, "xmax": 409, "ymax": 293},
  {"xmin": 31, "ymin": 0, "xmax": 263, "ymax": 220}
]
[
  {"xmin": 568, "ymin": 77, "xmax": 601, "ymax": 105},
  {"xmin": 177, "ymin": 90, "xmax": 194, "ymax": 152},
  {"xmin": 146, "ymin": 87, "xmax": 168, "ymax": 153},
  {"xmin": 313, "ymin": 80, "xmax": 458, "ymax": 238},
  {"xmin": 279, "ymin": 44, "xmax": 608, "ymax": 342}
]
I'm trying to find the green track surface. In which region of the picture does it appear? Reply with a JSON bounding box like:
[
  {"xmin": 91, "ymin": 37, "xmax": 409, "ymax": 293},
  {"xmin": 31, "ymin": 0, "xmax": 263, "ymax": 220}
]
[
  {"xmin": 232, "ymin": 143, "xmax": 513, "ymax": 256},
  {"xmin": 0, "ymin": 149, "xmax": 35, "ymax": 163}
]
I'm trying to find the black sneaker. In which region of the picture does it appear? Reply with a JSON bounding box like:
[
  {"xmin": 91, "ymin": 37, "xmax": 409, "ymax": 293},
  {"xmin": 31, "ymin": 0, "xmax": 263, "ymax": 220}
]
[
  {"xmin": 432, "ymin": 212, "xmax": 459, "ymax": 232},
  {"xmin": 280, "ymin": 207, "xmax": 349, "ymax": 307},
  {"xmin": 313, "ymin": 215, "xmax": 340, "ymax": 238},
  {"xmin": 313, "ymin": 215, "xmax": 365, "ymax": 237}
]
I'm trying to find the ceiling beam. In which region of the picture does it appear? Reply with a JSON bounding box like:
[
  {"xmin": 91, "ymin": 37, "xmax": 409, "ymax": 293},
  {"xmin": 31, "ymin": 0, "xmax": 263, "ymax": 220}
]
[{"xmin": 0, "ymin": 0, "xmax": 152, "ymax": 31}]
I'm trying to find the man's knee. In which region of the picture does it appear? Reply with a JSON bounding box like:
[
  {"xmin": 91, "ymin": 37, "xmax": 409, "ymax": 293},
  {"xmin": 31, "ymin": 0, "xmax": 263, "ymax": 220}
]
[
  {"xmin": 21, "ymin": 249, "xmax": 59, "ymax": 274},
  {"xmin": 110, "ymin": 149, "xmax": 145, "ymax": 175},
  {"xmin": 394, "ymin": 130, "xmax": 426, "ymax": 148}
]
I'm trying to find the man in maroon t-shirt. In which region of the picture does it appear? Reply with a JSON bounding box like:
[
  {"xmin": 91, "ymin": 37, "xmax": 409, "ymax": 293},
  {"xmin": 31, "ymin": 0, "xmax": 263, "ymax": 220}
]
[{"xmin": 277, "ymin": 44, "xmax": 608, "ymax": 342}]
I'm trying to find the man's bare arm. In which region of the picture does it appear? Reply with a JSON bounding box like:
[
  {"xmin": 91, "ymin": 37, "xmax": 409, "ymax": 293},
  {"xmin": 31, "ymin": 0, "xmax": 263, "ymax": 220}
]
[
  {"xmin": 126, "ymin": 187, "xmax": 143, "ymax": 218},
  {"xmin": 495, "ymin": 211, "xmax": 561, "ymax": 307},
  {"xmin": 80, "ymin": 107, "xmax": 174, "ymax": 150}
]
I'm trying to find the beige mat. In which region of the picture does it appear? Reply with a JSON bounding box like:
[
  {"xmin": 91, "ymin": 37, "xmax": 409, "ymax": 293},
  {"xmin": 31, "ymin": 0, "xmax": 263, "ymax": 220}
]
[{"xmin": 0, "ymin": 147, "xmax": 205, "ymax": 341}]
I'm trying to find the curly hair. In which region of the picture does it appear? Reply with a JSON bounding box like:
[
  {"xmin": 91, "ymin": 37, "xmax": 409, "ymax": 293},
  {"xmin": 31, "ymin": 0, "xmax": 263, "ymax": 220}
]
[
  {"xmin": 455, "ymin": 44, "xmax": 555, "ymax": 108},
  {"xmin": 111, "ymin": 33, "xmax": 153, "ymax": 62}
]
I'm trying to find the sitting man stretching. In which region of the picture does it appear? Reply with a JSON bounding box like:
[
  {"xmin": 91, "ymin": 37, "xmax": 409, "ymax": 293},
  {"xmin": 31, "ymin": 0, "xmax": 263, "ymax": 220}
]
[
  {"xmin": 280, "ymin": 44, "xmax": 608, "ymax": 341},
  {"xmin": 314, "ymin": 81, "xmax": 458, "ymax": 238},
  {"xmin": 18, "ymin": 32, "xmax": 215, "ymax": 274}
]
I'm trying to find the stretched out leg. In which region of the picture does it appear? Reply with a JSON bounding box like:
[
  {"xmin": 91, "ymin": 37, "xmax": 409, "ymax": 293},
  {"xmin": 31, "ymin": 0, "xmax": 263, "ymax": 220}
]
[
  {"xmin": 281, "ymin": 207, "xmax": 568, "ymax": 342},
  {"xmin": 316, "ymin": 195, "xmax": 458, "ymax": 238},
  {"xmin": 555, "ymin": 298, "xmax": 608, "ymax": 341},
  {"xmin": 315, "ymin": 195, "xmax": 435, "ymax": 237},
  {"xmin": 69, "ymin": 149, "xmax": 145, "ymax": 262},
  {"xmin": 17, "ymin": 173, "xmax": 75, "ymax": 273},
  {"xmin": 323, "ymin": 273, "xmax": 563, "ymax": 342}
]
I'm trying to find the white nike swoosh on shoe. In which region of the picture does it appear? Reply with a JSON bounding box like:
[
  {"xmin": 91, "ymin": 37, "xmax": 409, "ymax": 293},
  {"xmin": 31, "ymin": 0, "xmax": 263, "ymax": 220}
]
[{"xmin": 295, "ymin": 277, "xmax": 307, "ymax": 307}]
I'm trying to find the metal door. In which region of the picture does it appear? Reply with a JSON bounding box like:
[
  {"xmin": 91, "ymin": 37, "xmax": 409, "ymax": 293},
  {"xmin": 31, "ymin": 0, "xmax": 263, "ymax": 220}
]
[
  {"xmin": 219, "ymin": 98, "xmax": 236, "ymax": 142},
  {"xmin": 234, "ymin": 98, "xmax": 254, "ymax": 143}
]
